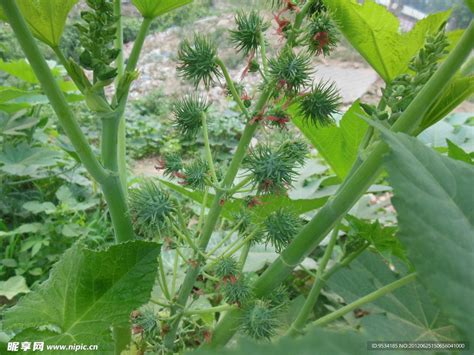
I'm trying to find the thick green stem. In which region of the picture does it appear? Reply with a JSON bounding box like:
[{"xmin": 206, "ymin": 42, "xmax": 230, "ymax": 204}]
[
  {"xmin": 1, "ymin": 0, "xmax": 108, "ymax": 184},
  {"xmin": 287, "ymin": 225, "xmax": 339, "ymax": 336},
  {"xmin": 101, "ymin": 176, "xmax": 135, "ymax": 242},
  {"xmin": 184, "ymin": 304, "xmax": 236, "ymax": 316},
  {"xmin": 114, "ymin": 0, "xmax": 126, "ymax": 195},
  {"xmin": 209, "ymin": 21, "xmax": 474, "ymax": 348},
  {"xmin": 125, "ymin": 18, "xmax": 152, "ymax": 74},
  {"xmin": 101, "ymin": 113, "xmax": 121, "ymax": 171},
  {"xmin": 313, "ymin": 273, "xmax": 417, "ymax": 327},
  {"xmin": 163, "ymin": 89, "xmax": 273, "ymax": 350}
]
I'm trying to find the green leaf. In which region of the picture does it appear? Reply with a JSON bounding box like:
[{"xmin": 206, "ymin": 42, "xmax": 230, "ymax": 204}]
[
  {"xmin": 0, "ymin": 223, "xmax": 42, "ymax": 237},
  {"xmin": 0, "ymin": 112, "xmax": 39, "ymax": 136},
  {"xmin": 0, "ymin": 142, "xmax": 62, "ymax": 176},
  {"xmin": 0, "ymin": 276, "xmax": 30, "ymax": 300},
  {"xmin": 193, "ymin": 327, "xmax": 367, "ymax": 355},
  {"xmin": 132, "ymin": 0, "xmax": 192, "ymax": 19},
  {"xmin": 383, "ymin": 131, "xmax": 474, "ymax": 344},
  {"xmin": 22, "ymin": 201, "xmax": 56, "ymax": 215},
  {"xmin": 328, "ymin": 252, "xmax": 459, "ymax": 342},
  {"xmin": 292, "ymin": 101, "xmax": 368, "ymax": 179},
  {"xmin": 447, "ymin": 139, "xmax": 473, "ymax": 164},
  {"xmin": 345, "ymin": 215, "xmax": 408, "ymax": 264},
  {"xmin": 419, "ymin": 75, "xmax": 474, "ymax": 131},
  {"xmin": 324, "ymin": 0, "xmax": 450, "ymax": 82},
  {"xmin": 0, "ymin": 86, "xmax": 41, "ymax": 103},
  {"xmin": 15, "ymin": 0, "xmax": 78, "ymax": 47},
  {"xmin": 159, "ymin": 178, "xmax": 328, "ymax": 221},
  {"xmin": 0, "ymin": 59, "xmax": 39, "ymax": 83},
  {"xmin": 4, "ymin": 241, "xmax": 160, "ymax": 351}
]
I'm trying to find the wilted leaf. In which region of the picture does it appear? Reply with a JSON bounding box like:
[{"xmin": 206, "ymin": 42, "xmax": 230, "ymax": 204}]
[
  {"xmin": 292, "ymin": 101, "xmax": 368, "ymax": 179},
  {"xmin": 0, "ymin": 276, "xmax": 30, "ymax": 300},
  {"xmin": 324, "ymin": 0, "xmax": 450, "ymax": 82},
  {"xmin": 383, "ymin": 130, "xmax": 474, "ymax": 344},
  {"xmin": 4, "ymin": 241, "xmax": 161, "ymax": 351},
  {"xmin": 132, "ymin": 0, "xmax": 192, "ymax": 19}
]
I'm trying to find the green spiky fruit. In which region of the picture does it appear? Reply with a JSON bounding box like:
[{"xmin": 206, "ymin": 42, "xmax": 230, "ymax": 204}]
[
  {"xmin": 129, "ymin": 181, "xmax": 175, "ymax": 238},
  {"xmin": 241, "ymin": 301, "xmax": 279, "ymax": 340},
  {"xmin": 172, "ymin": 95, "xmax": 210, "ymax": 138},
  {"xmin": 230, "ymin": 10, "xmax": 269, "ymax": 55},
  {"xmin": 268, "ymin": 50, "xmax": 313, "ymax": 95},
  {"xmin": 215, "ymin": 256, "xmax": 239, "ymax": 279},
  {"xmin": 263, "ymin": 208, "xmax": 301, "ymax": 252},
  {"xmin": 177, "ymin": 34, "xmax": 222, "ymax": 88},
  {"xmin": 298, "ymin": 80, "xmax": 341, "ymax": 126}
]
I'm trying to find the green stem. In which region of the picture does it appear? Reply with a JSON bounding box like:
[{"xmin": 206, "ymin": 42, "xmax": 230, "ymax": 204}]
[
  {"xmin": 287, "ymin": 0, "xmax": 316, "ymax": 47},
  {"xmin": 101, "ymin": 113, "xmax": 120, "ymax": 171},
  {"xmin": 238, "ymin": 242, "xmax": 251, "ymax": 271},
  {"xmin": 184, "ymin": 304, "xmax": 236, "ymax": 316},
  {"xmin": 259, "ymin": 31, "xmax": 268, "ymax": 75},
  {"xmin": 114, "ymin": 0, "xmax": 124, "ymax": 81},
  {"xmin": 158, "ymin": 253, "xmax": 172, "ymax": 301},
  {"xmin": 209, "ymin": 21, "xmax": 474, "ymax": 348},
  {"xmin": 287, "ymin": 225, "xmax": 339, "ymax": 336},
  {"xmin": 163, "ymin": 88, "xmax": 273, "ymax": 351},
  {"xmin": 205, "ymin": 221, "xmax": 243, "ymax": 257},
  {"xmin": 201, "ymin": 112, "xmax": 218, "ymax": 183},
  {"xmin": 101, "ymin": 176, "xmax": 135, "ymax": 242},
  {"xmin": 2, "ymin": 1, "xmax": 108, "ymax": 184},
  {"xmin": 216, "ymin": 58, "xmax": 249, "ymax": 118},
  {"xmin": 313, "ymin": 273, "xmax": 417, "ymax": 327}
]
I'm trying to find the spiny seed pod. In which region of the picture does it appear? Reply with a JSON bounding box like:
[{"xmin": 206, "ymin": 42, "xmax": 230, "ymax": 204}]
[
  {"xmin": 233, "ymin": 208, "xmax": 253, "ymax": 236},
  {"xmin": 129, "ymin": 181, "xmax": 175, "ymax": 238},
  {"xmin": 263, "ymin": 285, "xmax": 289, "ymax": 308},
  {"xmin": 177, "ymin": 34, "xmax": 222, "ymax": 88},
  {"xmin": 215, "ymin": 256, "xmax": 239, "ymax": 279},
  {"xmin": 298, "ymin": 80, "xmax": 341, "ymax": 126},
  {"xmin": 76, "ymin": 0, "xmax": 119, "ymax": 82},
  {"xmin": 172, "ymin": 95, "xmax": 210, "ymax": 138},
  {"xmin": 266, "ymin": 107, "xmax": 291, "ymax": 129},
  {"xmin": 268, "ymin": 50, "xmax": 313, "ymax": 95},
  {"xmin": 223, "ymin": 274, "xmax": 252, "ymax": 305},
  {"xmin": 278, "ymin": 140, "xmax": 309, "ymax": 166},
  {"xmin": 306, "ymin": 12, "xmax": 338, "ymax": 56},
  {"xmin": 158, "ymin": 152, "xmax": 183, "ymax": 178},
  {"xmin": 241, "ymin": 300, "xmax": 279, "ymax": 340},
  {"xmin": 243, "ymin": 145, "xmax": 299, "ymax": 194},
  {"xmin": 134, "ymin": 307, "xmax": 159, "ymax": 336},
  {"xmin": 308, "ymin": 0, "xmax": 327, "ymax": 15},
  {"xmin": 230, "ymin": 10, "xmax": 270, "ymax": 55},
  {"xmin": 182, "ymin": 158, "xmax": 209, "ymax": 190},
  {"xmin": 263, "ymin": 208, "xmax": 301, "ymax": 252}
]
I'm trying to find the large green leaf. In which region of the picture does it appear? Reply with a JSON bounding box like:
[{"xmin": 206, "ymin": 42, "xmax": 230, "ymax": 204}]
[
  {"xmin": 0, "ymin": 276, "xmax": 30, "ymax": 300},
  {"xmin": 194, "ymin": 327, "xmax": 367, "ymax": 355},
  {"xmin": 324, "ymin": 0, "xmax": 450, "ymax": 82},
  {"xmin": 159, "ymin": 179, "xmax": 328, "ymax": 221},
  {"xmin": 3, "ymin": 241, "xmax": 160, "ymax": 351},
  {"xmin": 419, "ymin": 74, "xmax": 474, "ymax": 131},
  {"xmin": 328, "ymin": 252, "xmax": 459, "ymax": 343},
  {"xmin": 15, "ymin": 0, "xmax": 78, "ymax": 47},
  {"xmin": 292, "ymin": 101, "xmax": 368, "ymax": 179},
  {"xmin": 0, "ymin": 142, "xmax": 62, "ymax": 176},
  {"xmin": 383, "ymin": 131, "xmax": 474, "ymax": 344},
  {"xmin": 132, "ymin": 0, "xmax": 192, "ymax": 19}
]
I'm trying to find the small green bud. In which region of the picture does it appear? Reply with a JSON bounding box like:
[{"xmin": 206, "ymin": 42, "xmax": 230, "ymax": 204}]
[
  {"xmin": 215, "ymin": 256, "xmax": 239, "ymax": 279},
  {"xmin": 223, "ymin": 274, "xmax": 252, "ymax": 305}
]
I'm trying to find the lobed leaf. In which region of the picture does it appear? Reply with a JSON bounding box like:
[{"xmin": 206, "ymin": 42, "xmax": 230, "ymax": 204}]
[
  {"xmin": 3, "ymin": 241, "xmax": 161, "ymax": 351},
  {"xmin": 383, "ymin": 130, "xmax": 474, "ymax": 344},
  {"xmin": 324, "ymin": 0, "xmax": 450, "ymax": 82},
  {"xmin": 328, "ymin": 252, "xmax": 460, "ymax": 342},
  {"xmin": 292, "ymin": 101, "xmax": 368, "ymax": 180}
]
